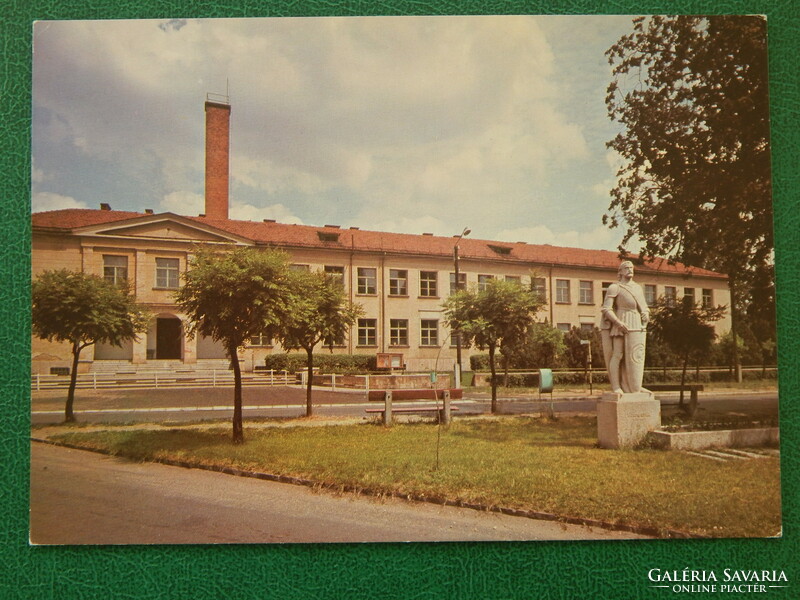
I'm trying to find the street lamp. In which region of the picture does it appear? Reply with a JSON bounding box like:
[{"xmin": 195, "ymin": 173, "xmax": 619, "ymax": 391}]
[
  {"xmin": 580, "ymin": 339, "xmax": 593, "ymax": 395},
  {"xmin": 453, "ymin": 227, "xmax": 471, "ymax": 386}
]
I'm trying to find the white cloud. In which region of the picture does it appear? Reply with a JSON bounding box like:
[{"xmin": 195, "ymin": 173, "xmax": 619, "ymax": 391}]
[
  {"xmin": 32, "ymin": 192, "xmax": 88, "ymax": 212},
  {"xmin": 230, "ymin": 201, "xmax": 303, "ymax": 224},
  {"xmin": 160, "ymin": 190, "xmax": 204, "ymax": 215},
  {"xmin": 363, "ymin": 214, "xmax": 450, "ymax": 236},
  {"xmin": 496, "ymin": 223, "xmax": 639, "ymax": 253}
]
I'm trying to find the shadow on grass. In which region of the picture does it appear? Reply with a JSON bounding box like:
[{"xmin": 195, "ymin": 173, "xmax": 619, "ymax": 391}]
[{"xmin": 448, "ymin": 416, "xmax": 597, "ymax": 448}]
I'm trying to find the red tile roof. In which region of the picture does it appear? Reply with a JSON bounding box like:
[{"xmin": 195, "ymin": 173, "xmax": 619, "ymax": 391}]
[{"xmin": 32, "ymin": 208, "xmax": 727, "ymax": 280}]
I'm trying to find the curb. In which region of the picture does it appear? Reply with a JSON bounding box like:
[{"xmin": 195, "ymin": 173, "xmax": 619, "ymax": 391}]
[{"xmin": 32, "ymin": 437, "xmax": 706, "ymax": 540}]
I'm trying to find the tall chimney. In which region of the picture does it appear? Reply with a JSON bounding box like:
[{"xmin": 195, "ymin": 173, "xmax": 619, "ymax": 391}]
[{"xmin": 205, "ymin": 98, "xmax": 231, "ymax": 220}]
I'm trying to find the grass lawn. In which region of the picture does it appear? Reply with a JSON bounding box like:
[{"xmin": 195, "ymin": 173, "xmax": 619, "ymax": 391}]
[{"xmin": 49, "ymin": 415, "xmax": 781, "ymax": 538}]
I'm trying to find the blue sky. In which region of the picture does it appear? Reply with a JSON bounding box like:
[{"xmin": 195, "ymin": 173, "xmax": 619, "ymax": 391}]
[{"xmin": 32, "ymin": 15, "xmax": 637, "ymax": 251}]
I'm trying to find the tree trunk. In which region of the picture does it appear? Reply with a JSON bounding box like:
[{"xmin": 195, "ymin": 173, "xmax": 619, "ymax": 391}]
[
  {"xmin": 229, "ymin": 345, "xmax": 244, "ymax": 444},
  {"xmin": 65, "ymin": 342, "xmax": 82, "ymax": 423},
  {"xmin": 489, "ymin": 344, "xmax": 498, "ymax": 414},
  {"xmin": 729, "ymin": 279, "xmax": 743, "ymax": 383},
  {"xmin": 679, "ymin": 353, "xmax": 689, "ymax": 406},
  {"xmin": 306, "ymin": 346, "xmax": 314, "ymax": 417}
]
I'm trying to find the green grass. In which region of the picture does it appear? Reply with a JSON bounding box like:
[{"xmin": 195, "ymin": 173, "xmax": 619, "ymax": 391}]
[{"xmin": 50, "ymin": 416, "xmax": 781, "ymax": 538}]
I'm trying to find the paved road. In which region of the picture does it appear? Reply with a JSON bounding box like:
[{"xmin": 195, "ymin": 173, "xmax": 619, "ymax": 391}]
[
  {"xmin": 30, "ymin": 442, "xmax": 647, "ymax": 544},
  {"xmin": 30, "ymin": 385, "xmax": 779, "ymax": 424}
]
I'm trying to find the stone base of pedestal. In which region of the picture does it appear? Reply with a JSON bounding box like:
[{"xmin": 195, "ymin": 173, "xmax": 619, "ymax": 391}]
[{"xmin": 597, "ymin": 391, "xmax": 660, "ymax": 449}]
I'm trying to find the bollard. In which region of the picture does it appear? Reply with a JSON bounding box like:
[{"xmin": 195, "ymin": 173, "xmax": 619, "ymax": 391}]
[
  {"xmin": 442, "ymin": 390, "xmax": 451, "ymax": 424},
  {"xmin": 384, "ymin": 390, "xmax": 393, "ymax": 426}
]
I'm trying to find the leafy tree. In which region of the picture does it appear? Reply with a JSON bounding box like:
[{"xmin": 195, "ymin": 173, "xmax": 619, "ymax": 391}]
[
  {"xmin": 648, "ymin": 297, "xmax": 725, "ymax": 408},
  {"xmin": 274, "ymin": 270, "xmax": 362, "ymax": 417},
  {"xmin": 175, "ymin": 247, "xmax": 294, "ymax": 443},
  {"xmin": 562, "ymin": 326, "xmax": 604, "ymax": 370},
  {"xmin": 443, "ymin": 279, "xmax": 543, "ymax": 413},
  {"xmin": 604, "ymin": 16, "xmax": 773, "ymax": 379},
  {"xmin": 500, "ymin": 321, "xmax": 566, "ymax": 371},
  {"xmin": 32, "ymin": 269, "xmax": 148, "ymax": 422}
]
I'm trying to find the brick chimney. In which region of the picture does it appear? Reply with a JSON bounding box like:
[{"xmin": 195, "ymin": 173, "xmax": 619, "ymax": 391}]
[{"xmin": 204, "ymin": 98, "xmax": 231, "ymax": 220}]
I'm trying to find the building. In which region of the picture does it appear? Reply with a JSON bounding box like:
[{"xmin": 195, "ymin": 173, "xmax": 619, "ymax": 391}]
[{"xmin": 31, "ymin": 99, "xmax": 731, "ymax": 374}]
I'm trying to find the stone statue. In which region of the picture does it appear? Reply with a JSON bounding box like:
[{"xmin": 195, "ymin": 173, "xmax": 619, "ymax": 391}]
[{"xmin": 600, "ymin": 261, "xmax": 649, "ymax": 394}]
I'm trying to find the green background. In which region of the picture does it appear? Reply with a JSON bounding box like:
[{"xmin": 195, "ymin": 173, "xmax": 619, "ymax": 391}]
[{"xmin": 2, "ymin": 1, "xmax": 797, "ymax": 598}]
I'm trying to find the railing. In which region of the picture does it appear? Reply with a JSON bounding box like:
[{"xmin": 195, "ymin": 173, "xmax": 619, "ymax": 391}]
[{"xmin": 31, "ymin": 370, "xmax": 293, "ymax": 391}]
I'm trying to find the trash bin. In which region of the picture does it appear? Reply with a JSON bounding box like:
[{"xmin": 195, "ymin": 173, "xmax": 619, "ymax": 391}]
[{"xmin": 538, "ymin": 369, "xmax": 553, "ymax": 394}]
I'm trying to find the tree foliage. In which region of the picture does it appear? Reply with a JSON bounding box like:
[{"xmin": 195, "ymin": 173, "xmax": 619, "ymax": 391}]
[
  {"xmin": 175, "ymin": 247, "xmax": 294, "ymax": 442},
  {"xmin": 647, "ymin": 297, "xmax": 725, "ymax": 405},
  {"xmin": 443, "ymin": 279, "xmax": 543, "ymax": 413},
  {"xmin": 605, "ymin": 16, "xmax": 773, "ymax": 328},
  {"xmin": 32, "ymin": 269, "xmax": 148, "ymax": 422},
  {"xmin": 275, "ymin": 270, "xmax": 362, "ymax": 417}
]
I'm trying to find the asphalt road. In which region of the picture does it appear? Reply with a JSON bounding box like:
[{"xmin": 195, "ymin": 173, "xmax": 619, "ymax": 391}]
[
  {"xmin": 30, "ymin": 385, "xmax": 779, "ymax": 424},
  {"xmin": 30, "ymin": 442, "xmax": 647, "ymax": 544}
]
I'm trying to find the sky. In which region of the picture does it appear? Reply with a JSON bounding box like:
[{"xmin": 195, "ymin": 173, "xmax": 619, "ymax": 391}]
[{"xmin": 31, "ymin": 15, "xmax": 638, "ymax": 251}]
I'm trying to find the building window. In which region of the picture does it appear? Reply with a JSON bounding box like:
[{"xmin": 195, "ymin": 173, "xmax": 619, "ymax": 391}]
[
  {"xmin": 323, "ymin": 333, "xmax": 346, "ymax": 348},
  {"xmin": 389, "ymin": 269, "xmax": 408, "ymax": 296},
  {"xmin": 249, "ymin": 333, "xmax": 272, "ymax": 347},
  {"xmin": 357, "ymin": 319, "xmax": 377, "ymax": 346},
  {"xmin": 580, "ymin": 323, "xmax": 595, "ymax": 334},
  {"xmin": 478, "ymin": 274, "xmax": 494, "ymax": 291},
  {"xmin": 556, "ymin": 323, "xmax": 571, "ymax": 333},
  {"xmin": 357, "ymin": 267, "xmax": 377, "ymax": 295},
  {"xmin": 556, "ymin": 279, "xmax": 571, "ymax": 304},
  {"xmin": 664, "ymin": 286, "xmax": 677, "ymax": 306},
  {"xmin": 420, "ymin": 271, "xmax": 438, "ymax": 297},
  {"xmin": 103, "ymin": 255, "xmax": 128, "ymax": 285},
  {"xmin": 324, "ymin": 265, "xmax": 345, "ymax": 286},
  {"xmin": 390, "ymin": 319, "xmax": 409, "ymax": 346},
  {"xmin": 420, "ymin": 319, "xmax": 439, "ymax": 346},
  {"xmin": 702, "ymin": 288, "xmax": 713, "ymax": 308},
  {"xmin": 532, "ymin": 277, "xmax": 547, "ymax": 301},
  {"xmin": 684, "ymin": 287, "xmax": 696, "ymax": 305},
  {"xmin": 449, "ymin": 272, "xmax": 467, "ymax": 294},
  {"xmin": 602, "ymin": 281, "xmax": 612, "ymax": 301},
  {"xmin": 290, "ymin": 264, "xmax": 310, "ymax": 272},
  {"xmin": 505, "ymin": 275, "xmax": 521, "ymax": 285},
  {"xmin": 579, "ymin": 280, "xmax": 594, "ymax": 304},
  {"xmin": 155, "ymin": 257, "xmax": 180, "ymax": 289},
  {"xmin": 644, "ymin": 284, "xmax": 657, "ymax": 306}
]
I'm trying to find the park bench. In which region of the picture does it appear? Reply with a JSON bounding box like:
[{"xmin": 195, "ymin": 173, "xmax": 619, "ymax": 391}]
[
  {"xmin": 645, "ymin": 383, "xmax": 704, "ymax": 405},
  {"xmin": 366, "ymin": 388, "xmax": 462, "ymax": 426},
  {"xmin": 646, "ymin": 384, "xmax": 704, "ymax": 415}
]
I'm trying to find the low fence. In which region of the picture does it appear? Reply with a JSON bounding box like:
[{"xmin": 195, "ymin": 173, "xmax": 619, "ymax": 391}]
[
  {"xmin": 31, "ymin": 370, "xmax": 294, "ymax": 391},
  {"xmin": 310, "ymin": 372, "xmax": 452, "ymax": 391},
  {"xmin": 470, "ymin": 366, "xmax": 778, "ymax": 388}
]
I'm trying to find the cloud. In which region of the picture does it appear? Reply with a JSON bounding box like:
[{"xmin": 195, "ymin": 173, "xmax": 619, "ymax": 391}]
[
  {"xmin": 229, "ymin": 201, "xmax": 303, "ymax": 224},
  {"xmin": 32, "ymin": 16, "xmax": 631, "ymax": 239},
  {"xmin": 496, "ymin": 223, "xmax": 639, "ymax": 253},
  {"xmin": 32, "ymin": 192, "xmax": 88, "ymax": 212},
  {"xmin": 160, "ymin": 190, "xmax": 204, "ymax": 215}
]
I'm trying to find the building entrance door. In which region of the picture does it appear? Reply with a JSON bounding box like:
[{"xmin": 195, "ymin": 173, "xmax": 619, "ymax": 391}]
[{"xmin": 155, "ymin": 317, "xmax": 182, "ymax": 359}]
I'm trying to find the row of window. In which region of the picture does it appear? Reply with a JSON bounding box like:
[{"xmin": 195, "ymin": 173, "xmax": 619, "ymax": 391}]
[
  {"xmin": 103, "ymin": 254, "xmax": 715, "ymax": 311},
  {"xmin": 103, "ymin": 255, "xmax": 179, "ymax": 289}
]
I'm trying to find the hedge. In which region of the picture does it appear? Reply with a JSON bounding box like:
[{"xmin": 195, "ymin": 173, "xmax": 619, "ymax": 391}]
[{"xmin": 263, "ymin": 353, "xmax": 378, "ymax": 374}]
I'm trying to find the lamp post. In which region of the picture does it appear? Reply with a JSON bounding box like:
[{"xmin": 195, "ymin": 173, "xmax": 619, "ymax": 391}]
[
  {"xmin": 453, "ymin": 227, "xmax": 471, "ymax": 386},
  {"xmin": 580, "ymin": 338, "xmax": 593, "ymax": 395}
]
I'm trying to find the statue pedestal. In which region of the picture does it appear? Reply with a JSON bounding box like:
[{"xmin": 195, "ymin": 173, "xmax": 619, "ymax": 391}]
[{"xmin": 597, "ymin": 391, "xmax": 660, "ymax": 449}]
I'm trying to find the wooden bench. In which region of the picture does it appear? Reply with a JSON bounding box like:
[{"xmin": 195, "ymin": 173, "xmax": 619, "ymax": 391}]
[
  {"xmin": 646, "ymin": 383, "xmax": 704, "ymax": 403},
  {"xmin": 646, "ymin": 384, "xmax": 704, "ymax": 415},
  {"xmin": 366, "ymin": 389, "xmax": 462, "ymax": 426}
]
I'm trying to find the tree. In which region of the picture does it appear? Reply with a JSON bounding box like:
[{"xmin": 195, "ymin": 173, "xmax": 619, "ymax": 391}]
[
  {"xmin": 500, "ymin": 321, "xmax": 566, "ymax": 372},
  {"xmin": 31, "ymin": 269, "xmax": 148, "ymax": 422},
  {"xmin": 605, "ymin": 16, "xmax": 773, "ymax": 379},
  {"xmin": 443, "ymin": 279, "xmax": 543, "ymax": 413},
  {"xmin": 175, "ymin": 247, "xmax": 294, "ymax": 443},
  {"xmin": 647, "ymin": 297, "xmax": 725, "ymax": 409},
  {"xmin": 274, "ymin": 270, "xmax": 362, "ymax": 417}
]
